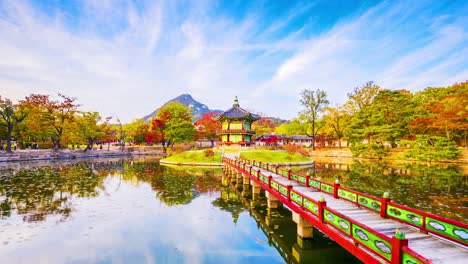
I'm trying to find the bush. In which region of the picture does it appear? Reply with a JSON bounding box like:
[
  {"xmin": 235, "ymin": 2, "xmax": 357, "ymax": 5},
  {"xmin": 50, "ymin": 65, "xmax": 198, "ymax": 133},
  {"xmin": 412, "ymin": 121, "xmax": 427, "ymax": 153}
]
[
  {"xmin": 402, "ymin": 135, "xmax": 461, "ymax": 162},
  {"xmin": 282, "ymin": 144, "xmax": 308, "ymax": 156},
  {"xmin": 203, "ymin": 148, "xmax": 215, "ymax": 157},
  {"xmin": 350, "ymin": 142, "xmax": 389, "ymax": 159}
]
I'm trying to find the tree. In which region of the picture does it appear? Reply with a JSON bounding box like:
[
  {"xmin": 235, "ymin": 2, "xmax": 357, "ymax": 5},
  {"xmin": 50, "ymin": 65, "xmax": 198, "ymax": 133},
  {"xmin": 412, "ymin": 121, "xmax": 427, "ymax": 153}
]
[
  {"xmin": 322, "ymin": 105, "xmax": 352, "ymax": 148},
  {"xmin": 410, "ymin": 82, "xmax": 468, "ymax": 146},
  {"xmin": 274, "ymin": 117, "xmax": 308, "ymax": 136},
  {"xmin": 346, "ymin": 89, "xmax": 415, "ymax": 158},
  {"xmin": 0, "ymin": 97, "xmax": 28, "ymax": 152},
  {"xmin": 346, "ymin": 81, "xmax": 381, "ymax": 113},
  {"xmin": 402, "ymin": 135, "xmax": 461, "ymax": 162},
  {"xmin": 194, "ymin": 112, "xmax": 221, "ymax": 147},
  {"xmin": 299, "ymin": 89, "xmax": 329, "ymax": 150},
  {"xmin": 149, "ymin": 102, "xmax": 196, "ymax": 152},
  {"xmin": 252, "ymin": 117, "xmax": 277, "ymax": 136},
  {"xmin": 75, "ymin": 112, "xmax": 105, "ymax": 152},
  {"xmin": 22, "ymin": 94, "xmax": 78, "ymax": 151}
]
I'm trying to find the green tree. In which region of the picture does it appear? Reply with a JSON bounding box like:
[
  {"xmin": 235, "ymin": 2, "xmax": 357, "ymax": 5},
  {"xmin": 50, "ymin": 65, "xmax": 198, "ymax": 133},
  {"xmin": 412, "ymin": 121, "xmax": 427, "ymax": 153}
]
[
  {"xmin": 346, "ymin": 81, "xmax": 381, "ymax": 113},
  {"xmin": 274, "ymin": 117, "xmax": 308, "ymax": 136},
  {"xmin": 75, "ymin": 111, "xmax": 105, "ymax": 151},
  {"xmin": 346, "ymin": 89, "xmax": 415, "ymax": 158},
  {"xmin": 299, "ymin": 89, "xmax": 329, "ymax": 150},
  {"xmin": 402, "ymin": 135, "xmax": 461, "ymax": 162},
  {"xmin": 155, "ymin": 102, "xmax": 196, "ymax": 149},
  {"xmin": 0, "ymin": 97, "xmax": 28, "ymax": 152}
]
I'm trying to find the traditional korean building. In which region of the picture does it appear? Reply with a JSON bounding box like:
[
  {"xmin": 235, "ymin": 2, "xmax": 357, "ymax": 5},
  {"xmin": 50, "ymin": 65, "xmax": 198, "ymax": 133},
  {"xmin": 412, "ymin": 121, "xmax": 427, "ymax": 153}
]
[{"xmin": 217, "ymin": 97, "xmax": 260, "ymax": 146}]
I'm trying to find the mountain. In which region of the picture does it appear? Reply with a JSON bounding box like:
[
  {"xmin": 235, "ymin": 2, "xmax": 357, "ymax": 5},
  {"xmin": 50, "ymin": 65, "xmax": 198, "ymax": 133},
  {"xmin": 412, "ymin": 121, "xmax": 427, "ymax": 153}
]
[{"xmin": 142, "ymin": 94, "xmax": 223, "ymax": 122}]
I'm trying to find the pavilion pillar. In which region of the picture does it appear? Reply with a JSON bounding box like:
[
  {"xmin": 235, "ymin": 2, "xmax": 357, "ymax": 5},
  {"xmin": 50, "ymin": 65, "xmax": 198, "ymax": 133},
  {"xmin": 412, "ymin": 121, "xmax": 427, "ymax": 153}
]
[{"xmin": 292, "ymin": 212, "xmax": 313, "ymax": 238}]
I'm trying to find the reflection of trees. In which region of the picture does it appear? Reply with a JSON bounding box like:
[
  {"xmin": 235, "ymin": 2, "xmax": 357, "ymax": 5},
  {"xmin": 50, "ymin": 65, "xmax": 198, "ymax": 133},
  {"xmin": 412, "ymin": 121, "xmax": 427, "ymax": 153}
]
[
  {"xmin": 0, "ymin": 163, "xmax": 107, "ymax": 222},
  {"xmin": 0, "ymin": 159, "xmax": 224, "ymax": 221},
  {"xmin": 121, "ymin": 162, "xmax": 222, "ymax": 206},
  {"xmin": 301, "ymin": 161, "xmax": 467, "ymax": 221},
  {"xmin": 211, "ymin": 187, "xmax": 246, "ymax": 224}
]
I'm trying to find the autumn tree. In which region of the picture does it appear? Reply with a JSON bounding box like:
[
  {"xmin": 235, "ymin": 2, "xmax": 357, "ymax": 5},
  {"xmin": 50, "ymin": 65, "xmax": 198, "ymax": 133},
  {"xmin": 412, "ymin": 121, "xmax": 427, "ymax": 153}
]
[
  {"xmin": 0, "ymin": 97, "xmax": 28, "ymax": 152},
  {"xmin": 149, "ymin": 103, "xmax": 196, "ymax": 152},
  {"xmin": 410, "ymin": 82, "xmax": 468, "ymax": 146},
  {"xmin": 322, "ymin": 105, "xmax": 352, "ymax": 148},
  {"xmin": 22, "ymin": 94, "xmax": 78, "ymax": 151},
  {"xmin": 252, "ymin": 117, "xmax": 277, "ymax": 136},
  {"xmin": 346, "ymin": 81, "xmax": 381, "ymax": 113},
  {"xmin": 299, "ymin": 89, "xmax": 329, "ymax": 150},
  {"xmin": 194, "ymin": 112, "xmax": 221, "ymax": 147},
  {"xmin": 75, "ymin": 111, "xmax": 106, "ymax": 151}
]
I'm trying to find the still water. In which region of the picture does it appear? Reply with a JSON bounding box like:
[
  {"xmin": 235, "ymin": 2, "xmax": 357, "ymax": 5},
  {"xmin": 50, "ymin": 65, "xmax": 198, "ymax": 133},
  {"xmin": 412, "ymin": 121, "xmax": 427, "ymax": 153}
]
[
  {"xmin": 0, "ymin": 158, "xmax": 359, "ymax": 264},
  {"xmin": 0, "ymin": 158, "xmax": 466, "ymax": 263}
]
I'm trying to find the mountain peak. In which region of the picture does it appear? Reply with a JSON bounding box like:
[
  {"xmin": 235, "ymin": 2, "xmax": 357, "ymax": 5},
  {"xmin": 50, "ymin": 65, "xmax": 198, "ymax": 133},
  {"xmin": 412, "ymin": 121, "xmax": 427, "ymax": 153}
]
[{"xmin": 142, "ymin": 94, "xmax": 222, "ymax": 122}]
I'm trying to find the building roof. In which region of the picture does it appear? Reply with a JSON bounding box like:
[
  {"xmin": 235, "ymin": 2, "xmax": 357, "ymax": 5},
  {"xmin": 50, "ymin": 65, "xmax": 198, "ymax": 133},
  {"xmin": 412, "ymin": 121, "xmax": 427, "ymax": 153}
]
[{"xmin": 218, "ymin": 96, "xmax": 261, "ymax": 121}]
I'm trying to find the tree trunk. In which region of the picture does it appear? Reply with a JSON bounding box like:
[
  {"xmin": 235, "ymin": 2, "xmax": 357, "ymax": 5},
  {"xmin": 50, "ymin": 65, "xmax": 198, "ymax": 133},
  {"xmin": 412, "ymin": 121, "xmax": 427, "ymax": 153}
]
[
  {"xmin": 338, "ymin": 139, "xmax": 342, "ymax": 149},
  {"xmin": 5, "ymin": 125, "xmax": 13, "ymax": 153},
  {"xmin": 211, "ymin": 140, "xmax": 214, "ymax": 147},
  {"xmin": 107, "ymin": 142, "xmax": 110, "ymax": 151}
]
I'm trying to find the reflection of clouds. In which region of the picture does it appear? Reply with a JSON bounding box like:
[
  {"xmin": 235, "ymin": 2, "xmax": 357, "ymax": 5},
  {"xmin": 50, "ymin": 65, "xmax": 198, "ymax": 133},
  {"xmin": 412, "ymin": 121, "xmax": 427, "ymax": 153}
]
[{"xmin": 0, "ymin": 177, "xmax": 280, "ymax": 263}]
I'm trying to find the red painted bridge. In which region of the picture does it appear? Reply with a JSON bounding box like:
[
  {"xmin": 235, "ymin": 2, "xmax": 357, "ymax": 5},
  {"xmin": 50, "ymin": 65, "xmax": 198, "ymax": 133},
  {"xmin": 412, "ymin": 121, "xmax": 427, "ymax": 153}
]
[{"xmin": 222, "ymin": 157, "xmax": 468, "ymax": 264}]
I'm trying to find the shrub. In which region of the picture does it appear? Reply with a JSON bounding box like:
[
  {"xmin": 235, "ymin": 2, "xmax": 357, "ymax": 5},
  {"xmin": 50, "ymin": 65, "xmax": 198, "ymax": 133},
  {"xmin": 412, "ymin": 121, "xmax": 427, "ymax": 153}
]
[
  {"xmin": 203, "ymin": 148, "xmax": 215, "ymax": 157},
  {"xmin": 282, "ymin": 144, "xmax": 308, "ymax": 156},
  {"xmin": 402, "ymin": 135, "xmax": 461, "ymax": 162}
]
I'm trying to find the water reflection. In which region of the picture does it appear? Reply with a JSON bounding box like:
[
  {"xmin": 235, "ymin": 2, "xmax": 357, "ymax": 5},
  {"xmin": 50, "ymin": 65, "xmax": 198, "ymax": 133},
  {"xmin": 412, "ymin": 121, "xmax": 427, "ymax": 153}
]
[
  {"xmin": 218, "ymin": 177, "xmax": 361, "ymax": 263},
  {"xmin": 0, "ymin": 159, "xmax": 290, "ymax": 263},
  {"xmin": 294, "ymin": 161, "xmax": 467, "ymax": 221}
]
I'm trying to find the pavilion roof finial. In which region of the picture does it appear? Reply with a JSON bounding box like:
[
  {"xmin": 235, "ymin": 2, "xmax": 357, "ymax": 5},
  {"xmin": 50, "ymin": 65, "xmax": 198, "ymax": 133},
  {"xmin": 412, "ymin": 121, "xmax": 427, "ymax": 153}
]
[{"xmin": 233, "ymin": 96, "xmax": 239, "ymax": 107}]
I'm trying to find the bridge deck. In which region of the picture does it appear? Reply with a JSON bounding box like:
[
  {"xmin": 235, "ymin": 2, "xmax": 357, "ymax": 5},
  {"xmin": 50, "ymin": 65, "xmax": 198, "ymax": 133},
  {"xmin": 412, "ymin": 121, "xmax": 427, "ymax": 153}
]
[{"xmin": 231, "ymin": 161, "xmax": 468, "ymax": 264}]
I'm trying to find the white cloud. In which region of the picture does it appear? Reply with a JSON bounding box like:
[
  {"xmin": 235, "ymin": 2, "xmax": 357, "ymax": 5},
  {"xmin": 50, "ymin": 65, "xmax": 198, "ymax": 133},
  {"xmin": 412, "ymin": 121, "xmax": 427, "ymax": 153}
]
[{"xmin": 0, "ymin": 0, "xmax": 466, "ymax": 122}]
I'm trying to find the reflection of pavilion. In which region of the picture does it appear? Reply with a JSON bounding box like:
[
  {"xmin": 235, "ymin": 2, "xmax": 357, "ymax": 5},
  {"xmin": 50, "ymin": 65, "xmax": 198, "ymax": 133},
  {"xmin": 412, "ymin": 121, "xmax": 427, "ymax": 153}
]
[{"xmin": 219, "ymin": 177, "xmax": 359, "ymax": 264}]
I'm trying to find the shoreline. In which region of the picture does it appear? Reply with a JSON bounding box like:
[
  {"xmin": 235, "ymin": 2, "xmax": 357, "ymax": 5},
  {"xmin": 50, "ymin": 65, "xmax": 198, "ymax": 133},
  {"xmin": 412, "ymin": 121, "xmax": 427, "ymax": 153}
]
[{"xmin": 0, "ymin": 149, "xmax": 165, "ymax": 163}]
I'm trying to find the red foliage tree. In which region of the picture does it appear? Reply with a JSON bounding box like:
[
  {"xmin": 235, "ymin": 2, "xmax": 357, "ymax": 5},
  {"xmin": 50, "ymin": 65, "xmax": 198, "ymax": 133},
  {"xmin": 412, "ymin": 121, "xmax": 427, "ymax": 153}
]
[{"xmin": 194, "ymin": 112, "xmax": 221, "ymax": 147}]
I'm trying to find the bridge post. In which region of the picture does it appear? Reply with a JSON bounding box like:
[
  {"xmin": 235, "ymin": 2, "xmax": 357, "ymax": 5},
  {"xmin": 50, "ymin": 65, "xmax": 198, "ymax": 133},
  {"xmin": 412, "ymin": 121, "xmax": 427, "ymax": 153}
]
[
  {"xmin": 243, "ymin": 172, "xmax": 250, "ymax": 185},
  {"xmin": 292, "ymin": 212, "xmax": 313, "ymax": 238},
  {"xmin": 333, "ymin": 179, "xmax": 340, "ymax": 199},
  {"xmin": 318, "ymin": 197, "xmax": 326, "ymax": 224},
  {"xmin": 287, "ymin": 168, "xmax": 292, "ymax": 180},
  {"xmin": 265, "ymin": 191, "xmax": 279, "ymax": 209},
  {"xmin": 305, "ymin": 171, "xmax": 311, "ymax": 187},
  {"xmin": 275, "ymin": 166, "xmax": 279, "ymax": 174},
  {"xmin": 380, "ymin": 192, "xmax": 391, "ymax": 218},
  {"xmin": 266, "ymin": 163, "xmax": 269, "ymax": 171},
  {"xmin": 287, "ymin": 185, "xmax": 293, "ymax": 202},
  {"xmin": 391, "ymin": 230, "xmax": 408, "ymax": 264}
]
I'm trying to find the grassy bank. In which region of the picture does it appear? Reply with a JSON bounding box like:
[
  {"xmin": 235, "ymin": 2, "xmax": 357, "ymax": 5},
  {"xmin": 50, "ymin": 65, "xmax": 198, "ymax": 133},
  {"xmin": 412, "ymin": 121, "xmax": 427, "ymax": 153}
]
[
  {"xmin": 162, "ymin": 150, "xmax": 222, "ymax": 164},
  {"xmin": 240, "ymin": 150, "xmax": 311, "ymax": 163}
]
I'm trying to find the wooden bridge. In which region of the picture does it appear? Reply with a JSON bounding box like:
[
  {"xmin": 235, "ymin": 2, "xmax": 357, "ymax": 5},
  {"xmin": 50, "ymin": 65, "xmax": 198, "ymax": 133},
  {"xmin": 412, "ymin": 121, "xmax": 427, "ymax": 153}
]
[{"xmin": 222, "ymin": 157, "xmax": 468, "ymax": 264}]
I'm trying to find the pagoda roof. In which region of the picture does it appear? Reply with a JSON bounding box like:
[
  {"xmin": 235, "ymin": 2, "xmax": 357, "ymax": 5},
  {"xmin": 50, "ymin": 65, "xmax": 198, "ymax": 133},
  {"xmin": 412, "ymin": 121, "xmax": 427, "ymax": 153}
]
[{"xmin": 218, "ymin": 97, "xmax": 261, "ymax": 121}]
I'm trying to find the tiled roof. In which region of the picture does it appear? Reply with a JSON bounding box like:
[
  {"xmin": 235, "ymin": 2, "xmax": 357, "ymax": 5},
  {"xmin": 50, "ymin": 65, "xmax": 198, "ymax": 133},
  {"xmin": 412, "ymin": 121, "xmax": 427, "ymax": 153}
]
[{"xmin": 218, "ymin": 97, "xmax": 260, "ymax": 121}]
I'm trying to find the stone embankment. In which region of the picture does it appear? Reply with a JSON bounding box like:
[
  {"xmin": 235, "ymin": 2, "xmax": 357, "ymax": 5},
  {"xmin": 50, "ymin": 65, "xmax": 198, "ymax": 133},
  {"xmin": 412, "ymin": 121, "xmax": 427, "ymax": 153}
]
[{"xmin": 0, "ymin": 147, "xmax": 166, "ymax": 163}]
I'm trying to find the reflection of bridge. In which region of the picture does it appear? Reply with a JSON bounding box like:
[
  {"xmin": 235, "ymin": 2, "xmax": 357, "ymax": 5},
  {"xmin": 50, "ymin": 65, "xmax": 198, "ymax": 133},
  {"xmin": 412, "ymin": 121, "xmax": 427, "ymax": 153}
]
[
  {"xmin": 222, "ymin": 178, "xmax": 360, "ymax": 263},
  {"xmin": 223, "ymin": 157, "xmax": 468, "ymax": 264}
]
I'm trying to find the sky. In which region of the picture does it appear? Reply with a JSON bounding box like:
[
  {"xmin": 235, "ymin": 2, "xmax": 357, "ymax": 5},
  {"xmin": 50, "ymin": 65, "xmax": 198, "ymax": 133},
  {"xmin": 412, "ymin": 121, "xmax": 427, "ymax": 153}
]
[{"xmin": 0, "ymin": 0, "xmax": 467, "ymax": 123}]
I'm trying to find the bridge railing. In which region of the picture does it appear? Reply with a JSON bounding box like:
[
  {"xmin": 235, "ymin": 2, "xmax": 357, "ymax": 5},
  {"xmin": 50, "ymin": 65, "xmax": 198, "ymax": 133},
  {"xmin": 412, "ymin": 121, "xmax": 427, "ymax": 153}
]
[
  {"xmin": 225, "ymin": 158, "xmax": 431, "ymax": 264},
  {"xmin": 231, "ymin": 157, "xmax": 468, "ymax": 249}
]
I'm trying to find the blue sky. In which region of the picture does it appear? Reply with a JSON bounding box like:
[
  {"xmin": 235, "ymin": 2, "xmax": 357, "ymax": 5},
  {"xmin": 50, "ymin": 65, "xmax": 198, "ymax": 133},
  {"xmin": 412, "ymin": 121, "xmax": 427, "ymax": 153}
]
[{"xmin": 0, "ymin": 0, "xmax": 467, "ymax": 122}]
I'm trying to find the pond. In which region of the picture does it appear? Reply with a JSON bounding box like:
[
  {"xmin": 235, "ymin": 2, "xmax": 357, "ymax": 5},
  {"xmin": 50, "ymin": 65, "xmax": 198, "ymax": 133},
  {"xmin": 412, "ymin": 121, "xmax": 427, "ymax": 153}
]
[{"xmin": 0, "ymin": 158, "xmax": 360, "ymax": 263}]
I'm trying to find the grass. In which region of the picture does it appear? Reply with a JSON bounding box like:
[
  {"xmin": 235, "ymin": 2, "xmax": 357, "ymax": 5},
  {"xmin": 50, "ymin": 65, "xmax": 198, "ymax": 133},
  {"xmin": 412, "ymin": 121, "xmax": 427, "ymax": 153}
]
[
  {"xmin": 162, "ymin": 150, "xmax": 222, "ymax": 164},
  {"xmin": 240, "ymin": 150, "xmax": 311, "ymax": 163}
]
